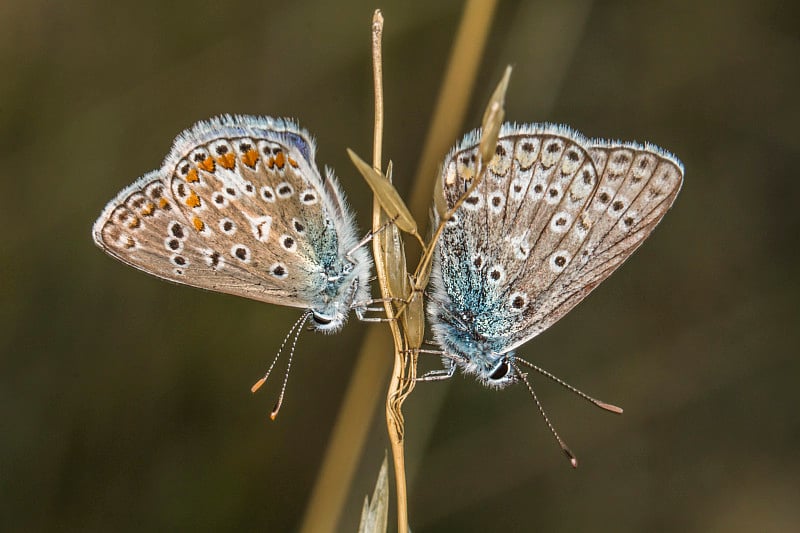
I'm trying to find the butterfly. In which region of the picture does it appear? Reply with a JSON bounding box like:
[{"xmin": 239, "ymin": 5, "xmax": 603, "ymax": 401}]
[
  {"xmin": 424, "ymin": 123, "xmax": 682, "ymax": 459},
  {"xmin": 92, "ymin": 115, "xmax": 373, "ymax": 414}
]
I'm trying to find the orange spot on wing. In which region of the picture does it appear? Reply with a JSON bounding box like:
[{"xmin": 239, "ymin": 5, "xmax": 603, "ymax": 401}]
[
  {"xmin": 242, "ymin": 149, "xmax": 259, "ymax": 168},
  {"xmin": 288, "ymin": 157, "xmax": 299, "ymax": 168},
  {"xmin": 185, "ymin": 191, "xmax": 201, "ymax": 208},
  {"xmin": 186, "ymin": 168, "xmax": 199, "ymax": 183},
  {"xmin": 198, "ymin": 156, "xmax": 216, "ymax": 172},
  {"xmin": 124, "ymin": 236, "xmax": 135, "ymax": 248},
  {"xmin": 128, "ymin": 217, "xmax": 140, "ymax": 229},
  {"xmin": 140, "ymin": 203, "xmax": 155, "ymax": 216},
  {"xmin": 192, "ymin": 217, "xmax": 204, "ymax": 231},
  {"xmin": 158, "ymin": 198, "xmax": 170, "ymax": 209},
  {"xmin": 267, "ymin": 156, "xmax": 275, "ymax": 169},
  {"xmin": 217, "ymin": 152, "xmax": 236, "ymax": 170},
  {"xmin": 274, "ymin": 151, "xmax": 285, "ymax": 169}
]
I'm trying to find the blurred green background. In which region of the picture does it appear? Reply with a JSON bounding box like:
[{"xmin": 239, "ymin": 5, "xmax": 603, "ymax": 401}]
[{"xmin": 3, "ymin": 0, "xmax": 799, "ymax": 531}]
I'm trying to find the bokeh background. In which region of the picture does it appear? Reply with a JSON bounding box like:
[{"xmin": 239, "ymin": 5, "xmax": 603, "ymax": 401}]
[{"xmin": 3, "ymin": 0, "xmax": 799, "ymax": 531}]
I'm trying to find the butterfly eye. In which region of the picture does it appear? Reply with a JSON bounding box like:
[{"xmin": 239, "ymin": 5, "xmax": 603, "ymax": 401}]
[
  {"xmin": 488, "ymin": 360, "xmax": 511, "ymax": 381},
  {"xmin": 311, "ymin": 313, "xmax": 333, "ymax": 326}
]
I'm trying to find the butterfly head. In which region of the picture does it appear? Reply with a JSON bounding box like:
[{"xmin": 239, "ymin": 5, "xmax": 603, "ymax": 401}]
[
  {"xmin": 307, "ymin": 247, "xmax": 372, "ymax": 333},
  {"xmin": 430, "ymin": 316, "xmax": 517, "ymax": 390},
  {"xmin": 307, "ymin": 296, "xmax": 352, "ymax": 332},
  {"xmin": 427, "ymin": 291, "xmax": 522, "ymax": 389},
  {"xmin": 440, "ymin": 340, "xmax": 519, "ymax": 389}
]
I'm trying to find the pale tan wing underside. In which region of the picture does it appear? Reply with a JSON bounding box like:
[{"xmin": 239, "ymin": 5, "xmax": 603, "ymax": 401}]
[
  {"xmin": 93, "ymin": 121, "xmax": 337, "ymax": 308},
  {"xmin": 435, "ymin": 124, "xmax": 683, "ymax": 353},
  {"xmin": 506, "ymin": 140, "xmax": 684, "ymax": 350}
]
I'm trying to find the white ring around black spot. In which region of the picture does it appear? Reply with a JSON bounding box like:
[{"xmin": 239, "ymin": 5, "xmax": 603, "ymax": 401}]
[
  {"xmin": 168, "ymin": 221, "xmax": 187, "ymax": 241},
  {"xmin": 260, "ymin": 186, "xmax": 275, "ymax": 202},
  {"xmin": 276, "ymin": 182, "xmax": 294, "ymax": 199},
  {"xmin": 487, "ymin": 264, "xmax": 506, "ymax": 284},
  {"xmin": 488, "ymin": 192, "xmax": 506, "ymax": 214},
  {"xmin": 171, "ymin": 254, "xmax": 189, "ymax": 267},
  {"xmin": 544, "ymin": 183, "xmax": 563, "ymax": 205},
  {"xmin": 549, "ymin": 250, "xmax": 571, "ymax": 273},
  {"xmin": 550, "ymin": 211, "xmax": 573, "ymax": 233},
  {"xmin": 609, "ymin": 196, "xmax": 628, "ymax": 216},
  {"xmin": 529, "ymin": 179, "xmax": 547, "ymax": 200},
  {"xmin": 510, "ymin": 177, "xmax": 527, "ymax": 201},
  {"xmin": 508, "ymin": 291, "xmax": 529, "ymax": 313},
  {"xmin": 256, "ymin": 140, "xmax": 271, "ymax": 156},
  {"xmin": 211, "ymin": 140, "xmax": 231, "ymax": 156},
  {"xmin": 231, "ymin": 244, "xmax": 251, "ymax": 263},
  {"xmin": 212, "ymin": 192, "xmax": 229, "ymax": 207},
  {"xmin": 164, "ymin": 236, "xmax": 183, "ymax": 253},
  {"xmin": 299, "ymin": 188, "xmax": 318, "ymax": 205},
  {"xmin": 280, "ymin": 234, "xmax": 297, "ymax": 252},
  {"xmin": 593, "ymin": 187, "xmax": 614, "ymax": 210},
  {"xmin": 270, "ymin": 262, "xmax": 288, "ymax": 279},
  {"xmin": 222, "ymin": 185, "xmax": 239, "ymax": 199},
  {"xmin": 219, "ymin": 217, "xmax": 237, "ymax": 235}
]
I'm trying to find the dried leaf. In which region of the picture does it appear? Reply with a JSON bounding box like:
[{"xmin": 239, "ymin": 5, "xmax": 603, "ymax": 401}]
[
  {"xmin": 348, "ymin": 148, "xmax": 420, "ymax": 238},
  {"xmin": 479, "ymin": 65, "xmax": 512, "ymax": 167}
]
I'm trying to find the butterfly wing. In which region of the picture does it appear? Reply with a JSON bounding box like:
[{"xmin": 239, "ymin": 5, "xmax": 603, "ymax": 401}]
[
  {"xmin": 512, "ymin": 139, "xmax": 684, "ymax": 347},
  {"xmin": 432, "ymin": 126, "xmax": 599, "ymax": 353},
  {"xmin": 93, "ymin": 115, "xmax": 365, "ymax": 310},
  {"xmin": 431, "ymin": 124, "xmax": 683, "ymax": 358}
]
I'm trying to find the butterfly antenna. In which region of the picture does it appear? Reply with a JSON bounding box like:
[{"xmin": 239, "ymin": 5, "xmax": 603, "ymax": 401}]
[
  {"xmin": 514, "ymin": 357, "xmax": 623, "ymax": 414},
  {"xmin": 251, "ymin": 312, "xmax": 309, "ymax": 394},
  {"xmin": 512, "ymin": 362, "xmax": 578, "ymax": 468},
  {"xmin": 270, "ymin": 312, "xmax": 310, "ymax": 420}
]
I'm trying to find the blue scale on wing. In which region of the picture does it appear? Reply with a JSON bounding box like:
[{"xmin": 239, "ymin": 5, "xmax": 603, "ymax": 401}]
[{"xmin": 438, "ymin": 146, "xmax": 513, "ymax": 345}]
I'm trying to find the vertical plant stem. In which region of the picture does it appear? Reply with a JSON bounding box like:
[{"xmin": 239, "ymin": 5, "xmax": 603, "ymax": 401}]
[
  {"xmin": 369, "ymin": 11, "xmax": 411, "ymax": 533},
  {"xmin": 371, "ymin": 11, "xmax": 384, "ymax": 171},
  {"xmin": 302, "ymin": 3, "xmax": 499, "ymax": 531}
]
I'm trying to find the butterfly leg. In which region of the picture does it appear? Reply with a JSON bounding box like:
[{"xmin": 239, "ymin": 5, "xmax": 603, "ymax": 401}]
[
  {"xmin": 352, "ymin": 297, "xmax": 408, "ymax": 307},
  {"xmin": 351, "ymin": 296, "xmax": 411, "ymax": 323},
  {"xmin": 417, "ymin": 362, "xmax": 456, "ymax": 382},
  {"xmin": 354, "ymin": 306, "xmax": 393, "ymax": 322},
  {"xmin": 415, "ymin": 348, "xmax": 468, "ymax": 382},
  {"xmin": 344, "ymin": 218, "xmax": 398, "ymax": 264}
]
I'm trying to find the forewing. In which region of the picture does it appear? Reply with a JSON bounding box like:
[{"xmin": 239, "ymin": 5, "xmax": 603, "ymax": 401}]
[
  {"xmin": 436, "ymin": 126, "xmax": 599, "ymax": 343},
  {"xmin": 434, "ymin": 124, "xmax": 683, "ymax": 354},
  {"xmin": 92, "ymin": 116, "xmax": 338, "ymax": 308}
]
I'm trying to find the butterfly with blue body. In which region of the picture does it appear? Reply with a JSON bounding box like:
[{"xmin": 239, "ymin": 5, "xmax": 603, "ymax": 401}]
[
  {"xmin": 427, "ymin": 123, "xmax": 683, "ymax": 389},
  {"xmin": 93, "ymin": 115, "xmax": 373, "ymax": 415},
  {"xmin": 93, "ymin": 115, "xmax": 372, "ymax": 331}
]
